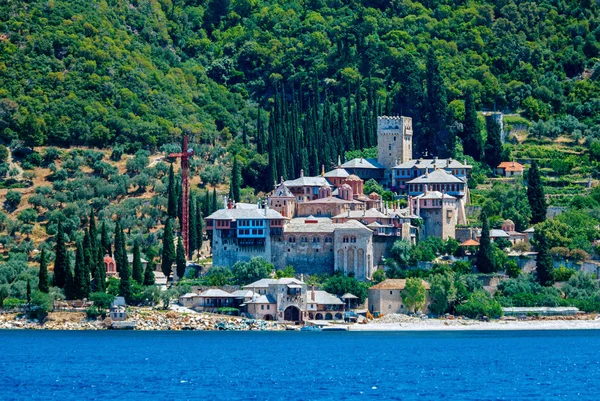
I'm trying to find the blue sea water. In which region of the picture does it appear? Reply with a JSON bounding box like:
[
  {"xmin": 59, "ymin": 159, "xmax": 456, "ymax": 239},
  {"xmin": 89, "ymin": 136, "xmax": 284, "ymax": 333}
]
[{"xmin": 0, "ymin": 330, "xmax": 599, "ymax": 400}]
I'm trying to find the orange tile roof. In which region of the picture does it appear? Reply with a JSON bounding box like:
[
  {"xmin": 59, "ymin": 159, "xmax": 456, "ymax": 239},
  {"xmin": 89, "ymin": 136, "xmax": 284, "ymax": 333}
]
[
  {"xmin": 460, "ymin": 239, "xmax": 480, "ymax": 246},
  {"xmin": 497, "ymin": 161, "xmax": 524, "ymax": 172}
]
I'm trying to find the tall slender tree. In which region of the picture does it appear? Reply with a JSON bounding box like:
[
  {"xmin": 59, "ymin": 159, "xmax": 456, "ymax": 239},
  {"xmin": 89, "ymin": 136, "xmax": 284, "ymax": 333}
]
[
  {"xmin": 53, "ymin": 221, "xmax": 67, "ymax": 288},
  {"xmin": 74, "ymin": 240, "xmax": 90, "ymax": 300},
  {"xmin": 38, "ymin": 248, "xmax": 49, "ymax": 293},
  {"xmin": 101, "ymin": 221, "xmax": 111, "ymax": 256},
  {"xmin": 143, "ymin": 261, "xmax": 156, "ymax": 286},
  {"xmin": 161, "ymin": 219, "xmax": 176, "ymax": 280},
  {"xmin": 132, "ymin": 239, "xmax": 144, "ymax": 284},
  {"xmin": 64, "ymin": 251, "xmax": 74, "ymax": 300},
  {"xmin": 196, "ymin": 200, "xmax": 204, "ymax": 259},
  {"xmin": 167, "ymin": 163, "xmax": 177, "ymax": 218},
  {"xmin": 176, "ymin": 236, "xmax": 186, "ymax": 280},
  {"xmin": 114, "ymin": 222, "xmax": 124, "ymax": 273},
  {"xmin": 94, "ymin": 246, "xmax": 106, "ymax": 293},
  {"xmin": 189, "ymin": 195, "xmax": 198, "ymax": 259},
  {"xmin": 527, "ymin": 161, "xmax": 546, "ymax": 224},
  {"xmin": 484, "ymin": 115, "xmax": 503, "ymax": 170},
  {"xmin": 118, "ymin": 252, "xmax": 133, "ymax": 303},
  {"xmin": 231, "ymin": 155, "xmax": 241, "ymax": 203},
  {"xmin": 462, "ymin": 89, "xmax": 483, "ymax": 161},
  {"xmin": 212, "ymin": 188, "xmax": 218, "ymax": 213},
  {"xmin": 203, "ymin": 190, "xmax": 211, "ymax": 217},
  {"xmin": 535, "ymin": 227, "xmax": 554, "ymax": 286},
  {"xmin": 424, "ymin": 48, "xmax": 450, "ymax": 156},
  {"xmin": 476, "ymin": 213, "xmax": 495, "ymax": 273}
]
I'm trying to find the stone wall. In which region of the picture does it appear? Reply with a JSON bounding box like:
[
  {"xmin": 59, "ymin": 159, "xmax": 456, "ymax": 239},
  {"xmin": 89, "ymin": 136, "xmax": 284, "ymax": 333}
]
[{"xmin": 373, "ymin": 236, "xmax": 396, "ymax": 266}]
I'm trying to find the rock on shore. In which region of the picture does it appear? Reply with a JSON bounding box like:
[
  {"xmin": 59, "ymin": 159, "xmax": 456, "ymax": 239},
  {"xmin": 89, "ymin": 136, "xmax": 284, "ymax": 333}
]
[{"xmin": 0, "ymin": 309, "xmax": 283, "ymax": 331}]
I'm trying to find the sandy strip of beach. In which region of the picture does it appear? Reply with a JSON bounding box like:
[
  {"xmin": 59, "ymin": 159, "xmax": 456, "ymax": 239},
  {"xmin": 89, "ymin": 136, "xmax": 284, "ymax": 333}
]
[{"xmin": 347, "ymin": 318, "xmax": 600, "ymax": 331}]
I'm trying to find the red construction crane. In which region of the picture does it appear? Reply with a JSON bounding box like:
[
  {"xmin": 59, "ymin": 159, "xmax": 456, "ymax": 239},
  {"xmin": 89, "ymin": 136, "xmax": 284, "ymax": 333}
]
[{"xmin": 168, "ymin": 134, "xmax": 194, "ymax": 258}]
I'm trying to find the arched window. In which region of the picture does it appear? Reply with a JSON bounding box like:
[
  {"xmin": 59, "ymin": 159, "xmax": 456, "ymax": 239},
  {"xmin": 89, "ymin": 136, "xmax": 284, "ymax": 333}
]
[{"xmin": 288, "ymin": 237, "xmax": 296, "ymax": 243}]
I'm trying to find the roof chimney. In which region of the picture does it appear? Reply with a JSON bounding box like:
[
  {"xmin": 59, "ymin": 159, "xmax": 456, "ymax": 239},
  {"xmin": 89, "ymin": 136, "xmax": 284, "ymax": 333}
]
[
  {"xmin": 311, "ymin": 285, "xmax": 315, "ymax": 301},
  {"xmin": 300, "ymin": 169, "xmax": 304, "ymax": 178},
  {"xmin": 337, "ymin": 155, "xmax": 341, "ymax": 167},
  {"xmin": 321, "ymin": 164, "xmax": 325, "ymax": 176},
  {"xmin": 280, "ymin": 176, "xmax": 284, "ymax": 184},
  {"xmin": 424, "ymin": 184, "xmax": 428, "ymax": 195}
]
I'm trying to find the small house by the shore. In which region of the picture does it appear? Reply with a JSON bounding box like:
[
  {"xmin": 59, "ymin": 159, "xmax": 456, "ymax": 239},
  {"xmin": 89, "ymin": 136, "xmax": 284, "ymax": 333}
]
[{"xmin": 368, "ymin": 279, "xmax": 431, "ymax": 315}]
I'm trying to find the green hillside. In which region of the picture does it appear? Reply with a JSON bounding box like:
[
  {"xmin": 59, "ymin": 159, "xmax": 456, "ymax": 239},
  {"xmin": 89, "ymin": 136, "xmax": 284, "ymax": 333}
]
[{"xmin": 2, "ymin": 0, "xmax": 600, "ymax": 160}]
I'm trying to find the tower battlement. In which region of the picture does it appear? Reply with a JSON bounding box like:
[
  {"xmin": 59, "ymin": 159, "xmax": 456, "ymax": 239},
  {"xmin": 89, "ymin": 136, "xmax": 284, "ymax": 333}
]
[{"xmin": 377, "ymin": 115, "xmax": 413, "ymax": 172}]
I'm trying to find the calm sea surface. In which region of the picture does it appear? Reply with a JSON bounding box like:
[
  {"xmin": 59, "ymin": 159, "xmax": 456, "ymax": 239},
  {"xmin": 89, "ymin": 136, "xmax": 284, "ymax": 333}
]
[{"xmin": 0, "ymin": 330, "xmax": 599, "ymax": 400}]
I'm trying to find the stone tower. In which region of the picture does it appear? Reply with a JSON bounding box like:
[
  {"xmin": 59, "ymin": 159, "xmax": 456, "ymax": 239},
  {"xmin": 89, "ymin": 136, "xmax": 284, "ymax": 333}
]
[{"xmin": 377, "ymin": 116, "xmax": 413, "ymax": 171}]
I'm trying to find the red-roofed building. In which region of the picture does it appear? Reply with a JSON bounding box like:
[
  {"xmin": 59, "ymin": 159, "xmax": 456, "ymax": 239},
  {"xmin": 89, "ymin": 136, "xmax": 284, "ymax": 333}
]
[
  {"xmin": 496, "ymin": 161, "xmax": 525, "ymax": 177},
  {"xmin": 104, "ymin": 254, "xmax": 117, "ymax": 277}
]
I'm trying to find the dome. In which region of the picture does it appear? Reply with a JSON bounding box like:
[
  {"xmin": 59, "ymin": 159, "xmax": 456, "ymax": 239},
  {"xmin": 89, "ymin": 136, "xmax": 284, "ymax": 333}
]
[
  {"xmin": 340, "ymin": 183, "xmax": 352, "ymax": 190},
  {"xmin": 345, "ymin": 174, "xmax": 361, "ymax": 181},
  {"xmin": 503, "ymin": 219, "xmax": 515, "ymax": 225}
]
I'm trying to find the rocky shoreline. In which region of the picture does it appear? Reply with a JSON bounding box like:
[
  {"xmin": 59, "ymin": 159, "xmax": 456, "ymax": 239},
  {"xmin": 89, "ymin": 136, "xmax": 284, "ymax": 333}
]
[{"xmin": 0, "ymin": 309, "xmax": 284, "ymax": 331}]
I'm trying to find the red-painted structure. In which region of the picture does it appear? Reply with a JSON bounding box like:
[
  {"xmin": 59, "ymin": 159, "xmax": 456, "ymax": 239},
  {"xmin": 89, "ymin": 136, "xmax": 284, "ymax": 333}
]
[{"xmin": 168, "ymin": 134, "xmax": 194, "ymax": 257}]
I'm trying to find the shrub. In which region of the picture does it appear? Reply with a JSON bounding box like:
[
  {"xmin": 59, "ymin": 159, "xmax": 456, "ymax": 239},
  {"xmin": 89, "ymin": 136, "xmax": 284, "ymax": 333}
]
[
  {"xmin": 28, "ymin": 291, "xmax": 53, "ymax": 319},
  {"xmin": 456, "ymin": 290, "xmax": 503, "ymax": 319},
  {"xmin": 89, "ymin": 292, "xmax": 115, "ymax": 310},
  {"xmin": 86, "ymin": 306, "xmax": 105, "ymax": 319},
  {"xmin": 2, "ymin": 297, "xmax": 25, "ymax": 309},
  {"xmin": 553, "ymin": 266, "xmax": 576, "ymax": 282}
]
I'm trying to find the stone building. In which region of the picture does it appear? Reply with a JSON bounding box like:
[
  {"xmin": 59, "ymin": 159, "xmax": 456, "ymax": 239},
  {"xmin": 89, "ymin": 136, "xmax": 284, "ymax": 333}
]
[
  {"xmin": 392, "ymin": 157, "xmax": 471, "ymax": 193},
  {"xmin": 368, "ymin": 279, "xmax": 431, "ymax": 314},
  {"xmin": 333, "ymin": 220, "xmax": 375, "ymax": 280},
  {"xmin": 377, "ymin": 116, "xmax": 413, "ymax": 184},
  {"xmin": 496, "ymin": 161, "xmax": 524, "ymax": 177},
  {"xmin": 268, "ymin": 181, "xmax": 296, "ymax": 219},
  {"xmin": 283, "ymin": 171, "xmax": 331, "ymax": 202},
  {"xmin": 410, "ymin": 189, "xmax": 458, "ymax": 240}
]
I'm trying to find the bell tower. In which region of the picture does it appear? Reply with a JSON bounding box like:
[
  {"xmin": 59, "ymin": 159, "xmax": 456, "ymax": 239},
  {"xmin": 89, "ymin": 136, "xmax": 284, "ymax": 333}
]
[{"xmin": 377, "ymin": 116, "xmax": 413, "ymax": 182}]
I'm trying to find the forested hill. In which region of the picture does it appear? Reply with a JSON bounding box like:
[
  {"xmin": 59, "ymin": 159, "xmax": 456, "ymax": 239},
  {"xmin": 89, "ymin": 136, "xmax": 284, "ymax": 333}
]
[{"xmin": 1, "ymin": 0, "xmax": 600, "ymax": 165}]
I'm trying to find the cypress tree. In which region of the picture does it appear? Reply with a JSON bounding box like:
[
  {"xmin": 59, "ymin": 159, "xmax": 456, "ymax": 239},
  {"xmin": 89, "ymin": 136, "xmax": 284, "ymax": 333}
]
[
  {"xmin": 176, "ymin": 236, "xmax": 186, "ymax": 280},
  {"xmin": 535, "ymin": 227, "xmax": 554, "ymax": 286},
  {"xmin": 114, "ymin": 222, "xmax": 124, "ymax": 273},
  {"xmin": 26, "ymin": 280, "xmax": 31, "ymax": 303},
  {"xmin": 231, "ymin": 155, "xmax": 241, "ymax": 203},
  {"xmin": 196, "ymin": 198, "xmax": 203, "ymax": 258},
  {"xmin": 476, "ymin": 213, "xmax": 495, "ymax": 273},
  {"xmin": 167, "ymin": 164, "xmax": 177, "ymax": 218},
  {"xmin": 161, "ymin": 219, "xmax": 176, "ymax": 280},
  {"xmin": 189, "ymin": 196, "xmax": 198, "ymax": 259},
  {"xmin": 527, "ymin": 161, "xmax": 546, "ymax": 224},
  {"xmin": 94, "ymin": 246, "xmax": 106, "ymax": 293},
  {"xmin": 83, "ymin": 230, "xmax": 92, "ymax": 277},
  {"xmin": 38, "ymin": 248, "xmax": 49, "ymax": 293},
  {"xmin": 74, "ymin": 240, "xmax": 90, "ymax": 300},
  {"xmin": 89, "ymin": 209, "xmax": 98, "ymax": 250},
  {"xmin": 101, "ymin": 221, "xmax": 111, "ymax": 256},
  {"xmin": 203, "ymin": 190, "xmax": 211, "ymax": 217},
  {"xmin": 118, "ymin": 251, "xmax": 132, "ymax": 304},
  {"xmin": 484, "ymin": 115, "xmax": 503, "ymax": 170},
  {"xmin": 143, "ymin": 261, "xmax": 156, "ymax": 286},
  {"xmin": 462, "ymin": 89, "xmax": 483, "ymax": 161},
  {"xmin": 425, "ymin": 48, "xmax": 449, "ymax": 156},
  {"xmin": 53, "ymin": 221, "xmax": 67, "ymax": 288},
  {"xmin": 257, "ymin": 107, "xmax": 265, "ymax": 154},
  {"xmin": 132, "ymin": 239, "xmax": 144, "ymax": 284},
  {"xmin": 64, "ymin": 251, "xmax": 74, "ymax": 300},
  {"xmin": 212, "ymin": 188, "xmax": 218, "ymax": 213}
]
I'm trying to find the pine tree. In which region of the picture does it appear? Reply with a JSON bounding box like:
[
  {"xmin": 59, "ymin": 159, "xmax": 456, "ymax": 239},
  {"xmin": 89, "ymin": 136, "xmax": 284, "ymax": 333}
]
[
  {"xmin": 101, "ymin": 221, "xmax": 111, "ymax": 256},
  {"xmin": 94, "ymin": 246, "xmax": 106, "ymax": 293},
  {"xmin": 189, "ymin": 195, "xmax": 198, "ymax": 259},
  {"xmin": 527, "ymin": 161, "xmax": 546, "ymax": 224},
  {"xmin": 535, "ymin": 227, "xmax": 554, "ymax": 286},
  {"xmin": 462, "ymin": 89, "xmax": 483, "ymax": 161},
  {"xmin": 74, "ymin": 240, "xmax": 90, "ymax": 300},
  {"xmin": 132, "ymin": 239, "xmax": 144, "ymax": 284},
  {"xmin": 53, "ymin": 221, "xmax": 67, "ymax": 288},
  {"xmin": 231, "ymin": 155, "xmax": 241, "ymax": 202},
  {"xmin": 167, "ymin": 163, "xmax": 177, "ymax": 218},
  {"xmin": 484, "ymin": 115, "xmax": 503, "ymax": 170},
  {"xmin": 476, "ymin": 213, "xmax": 495, "ymax": 273},
  {"xmin": 176, "ymin": 236, "xmax": 186, "ymax": 280},
  {"xmin": 38, "ymin": 248, "xmax": 49, "ymax": 293},
  {"xmin": 64, "ymin": 251, "xmax": 74, "ymax": 300},
  {"xmin": 143, "ymin": 261, "xmax": 156, "ymax": 286},
  {"xmin": 161, "ymin": 219, "xmax": 176, "ymax": 280}
]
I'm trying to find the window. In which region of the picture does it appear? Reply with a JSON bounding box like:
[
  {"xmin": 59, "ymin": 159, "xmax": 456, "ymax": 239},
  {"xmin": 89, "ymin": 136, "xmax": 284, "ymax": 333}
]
[
  {"xmin": 350, "ymin": 237, "xmax": 356, "ymax": 243},
  {"xmin": 393, "ymin": 136, "xmax": 397, "ymax": 141},
  {"xmin": 289, "ymin": 237, "xmax": 296, "ymax": 243},
  {"xmin": 390, "ymin": 291, "xmax": 393, "ymax": 295},
  {"xmin": 267, "ymin": 305, "xmax": 270, "ymax": 310},
  {"xmin": 313, "ymin": 237, "xmax": 320, "ymax": 243},
  {"xmin": 261, "ymin": 305, "xmax": 264, "ymax": 310},
  {"xmin": 389, "ymin": 144, "xmax": 392, "ymax": 150}
]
